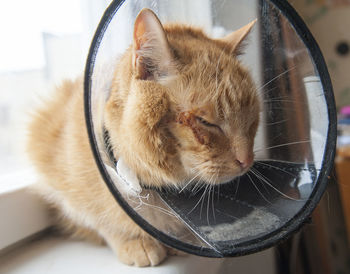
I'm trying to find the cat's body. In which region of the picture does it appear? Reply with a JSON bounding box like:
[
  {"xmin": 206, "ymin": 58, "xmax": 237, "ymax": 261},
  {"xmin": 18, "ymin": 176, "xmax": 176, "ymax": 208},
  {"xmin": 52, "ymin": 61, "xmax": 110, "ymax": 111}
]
[{"xmin": 27, "ymin": 9, "xmax": 259, "ymax": 266}]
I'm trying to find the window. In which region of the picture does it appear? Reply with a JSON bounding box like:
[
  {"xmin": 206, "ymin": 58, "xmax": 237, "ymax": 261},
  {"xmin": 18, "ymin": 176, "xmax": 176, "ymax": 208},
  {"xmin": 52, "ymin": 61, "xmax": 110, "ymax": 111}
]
[
  {"xmin": 0, "ymin": 0, "xmax": 111, "ymax": 250},
  {"xmin": 0, "ymin": 0, "xmax": 110, "ymax": 175}
]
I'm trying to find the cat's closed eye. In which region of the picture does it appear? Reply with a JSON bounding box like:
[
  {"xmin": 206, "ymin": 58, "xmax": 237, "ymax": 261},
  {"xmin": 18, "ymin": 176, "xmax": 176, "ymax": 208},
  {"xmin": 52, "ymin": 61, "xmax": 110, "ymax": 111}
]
[{"xmin": 195, "ymin": 116, "xmax": 222, "ymax": 131}]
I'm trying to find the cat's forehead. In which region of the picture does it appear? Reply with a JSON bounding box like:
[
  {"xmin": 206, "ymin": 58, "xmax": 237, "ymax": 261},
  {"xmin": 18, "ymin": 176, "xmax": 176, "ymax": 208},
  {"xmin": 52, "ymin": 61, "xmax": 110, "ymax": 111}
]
[
  {"xmin": 178, "ymin": 42, "xmax": 233, "ymax": 69},
  {"xmin": 170, "ymin": 60, "xmax": 258, "ymax": 116},
  {"xmin": 165, "ymin": 26, "xmax": 232, "ymax": 63},
  {"xmin": 175, "ymin": 41, "xmax": 247, "ymax": 83},
  {"xmin": 183, "ymin": 58, "xmax": 256, "ymax": 102},
  {"xmin": 164, "ymin": 24, "xmax": 259, "ymax": 121}
]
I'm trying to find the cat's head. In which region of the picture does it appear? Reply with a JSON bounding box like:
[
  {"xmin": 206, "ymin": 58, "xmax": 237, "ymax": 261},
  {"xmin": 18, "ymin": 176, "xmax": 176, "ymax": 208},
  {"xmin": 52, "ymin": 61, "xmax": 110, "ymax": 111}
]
[{"xmin": 108, "ymin": 9, "xmax": 260, "ymax": 187}]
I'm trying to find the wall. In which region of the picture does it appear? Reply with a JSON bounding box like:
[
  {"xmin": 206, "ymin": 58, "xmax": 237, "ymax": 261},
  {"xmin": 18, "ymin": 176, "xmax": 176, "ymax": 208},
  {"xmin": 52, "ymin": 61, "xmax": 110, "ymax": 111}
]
[{"xmin": 291, "ymin": 0, "xmax": 350, "ymax": 109}]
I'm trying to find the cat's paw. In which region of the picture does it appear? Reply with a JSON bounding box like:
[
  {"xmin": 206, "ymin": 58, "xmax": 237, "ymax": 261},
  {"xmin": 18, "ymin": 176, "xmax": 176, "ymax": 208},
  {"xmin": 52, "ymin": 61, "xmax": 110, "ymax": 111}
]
[{"xmin": 117, "ymin": 236, "xmax": 167, "ymax": 267}]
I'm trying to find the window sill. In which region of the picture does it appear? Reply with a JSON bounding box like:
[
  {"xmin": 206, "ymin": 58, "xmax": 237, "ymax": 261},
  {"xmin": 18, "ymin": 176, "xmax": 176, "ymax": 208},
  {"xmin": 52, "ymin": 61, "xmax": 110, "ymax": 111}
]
[
  {"xmin": 0, "ymin": 234, "xmax": 276, "ymax": 274},
  {"xmin": 0, "ymin": 168, "xmax": 51, "ymax": 251}
]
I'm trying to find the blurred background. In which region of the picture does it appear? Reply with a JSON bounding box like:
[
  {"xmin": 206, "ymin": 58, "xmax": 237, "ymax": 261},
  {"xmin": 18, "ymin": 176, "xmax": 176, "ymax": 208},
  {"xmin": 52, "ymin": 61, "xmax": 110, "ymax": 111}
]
[
  {"xmin": 0, "ymin": 0, "xmax": 109, "ymax": 174},
  {"xmin": 0, "ymin": 0, "xmax": 350, "ymax": 273}
]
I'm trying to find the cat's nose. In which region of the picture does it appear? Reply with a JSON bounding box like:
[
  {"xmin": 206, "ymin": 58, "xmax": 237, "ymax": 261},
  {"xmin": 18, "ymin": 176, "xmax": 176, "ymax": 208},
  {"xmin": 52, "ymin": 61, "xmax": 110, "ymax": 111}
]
[{"xmin": 236, "ymin": 153, "xmax": 253, "ymax": 170}]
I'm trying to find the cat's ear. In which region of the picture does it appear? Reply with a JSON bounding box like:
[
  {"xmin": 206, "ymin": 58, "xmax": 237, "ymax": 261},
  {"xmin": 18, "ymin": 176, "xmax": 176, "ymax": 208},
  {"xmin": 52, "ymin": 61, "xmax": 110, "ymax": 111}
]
[
  {"xmin": 218, "ymin": 19, "xmax": 257, "ymax": 54},
  {"xmin": 133, "ymin": 8, "xmax": 174, "ymax": 81}
]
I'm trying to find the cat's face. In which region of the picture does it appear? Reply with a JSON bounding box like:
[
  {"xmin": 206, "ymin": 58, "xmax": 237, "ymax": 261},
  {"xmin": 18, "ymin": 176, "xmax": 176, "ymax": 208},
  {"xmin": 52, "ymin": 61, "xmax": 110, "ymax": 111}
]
[
  {"xmin": 166, "ymin": 48, "xmax": 260, "ymax": 184},
  {"xmin": 106, "ymin": 9, "xmax": 260, "ymax": 187}
]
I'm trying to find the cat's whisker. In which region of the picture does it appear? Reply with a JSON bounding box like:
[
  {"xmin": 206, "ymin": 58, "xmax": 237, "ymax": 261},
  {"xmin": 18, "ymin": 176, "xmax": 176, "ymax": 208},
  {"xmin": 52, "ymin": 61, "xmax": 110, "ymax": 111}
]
[
  {"xmin": 179, "ymin": 172, "xmax": 201, "ymax": 193},
  {"xmin": 233, "ymin": 176, "xmax": 240, "ymax": 199},
  {"xmin": 258, "ymin": 86, "xmax": 278, "ymax": 96},
  {"xmin": 199, "ymin": 184, "xmax": 210, "ymax": 219},
  {"xmin": 206, "ymin": 184, "xmax": 212, "ymax": 225},
  {"xmin": 205, "ymin": 173, "xmax": 217, "ymax": 225},
  {"xmin": 217, "ymin": 183, "xmax": 221, "ymax": 201},
  {"xmin": 254, "ymin": 140, "xmax": 310, "ymax": 153},
  {"xmin": 250, "ymin": 168, "xmax": 291, "ymax": 199},
  {"xmin": 253, "ymin": 158, "xmax": 300, "ymax": 165},
  {"xmin": 254, "ymin": 161, "xmax": 298, "ymax": 177},
  {"xmin": 257, "ymin": 66, "xmax": 297, "ymax": 92},
  {"xmin": 262, "ymin": 95, "xmax": 289, "ymax": 100},
  {"xmin": 248, "ymin": 167, "xmax": 270, "ymax": 194},
  {"xmin": 191, "ymin": 181, "xmax": 202, "ymax": 194},
  {"xmin": 250, "ymin": 168, "xmax": 305, "ymax": 201},
  {"xmin": 211, "ymin": 184, "xmax": 216, "ymax": 223},
  {"xmin": 192, "ymin": 179, "xmax": 205, "ymax": 195},
  {"xmin": 208, "ymin": 172, "xmax": 215, "ymax": 185},
  {"xmin": 246, "ymin": 172, "xmax": 272, "ymax": 204},
  {"xmin": 192, "ymin": 170, "xmax": 207, "ymax": 194},
  {"xmin": 263, "ymin": 99, "xmax": 304, "ymax": 104},
  {"xmin": 263, "ymin": 119, "xmax": 289, "ymax": 126},
  {"xmin": 189, "ymin": 182, "xmax": 209, "ymax": 215},
  {"xmin": 250, "ymin": 168, "xmax": 270, "ymax": 194}
]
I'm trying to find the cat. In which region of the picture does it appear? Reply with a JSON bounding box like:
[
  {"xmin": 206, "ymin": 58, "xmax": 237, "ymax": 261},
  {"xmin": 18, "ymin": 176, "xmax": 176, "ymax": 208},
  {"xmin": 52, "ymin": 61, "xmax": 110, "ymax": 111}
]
[{"xmin": 27, "ymin": 8, "xmax": 259, "ymax": 267}]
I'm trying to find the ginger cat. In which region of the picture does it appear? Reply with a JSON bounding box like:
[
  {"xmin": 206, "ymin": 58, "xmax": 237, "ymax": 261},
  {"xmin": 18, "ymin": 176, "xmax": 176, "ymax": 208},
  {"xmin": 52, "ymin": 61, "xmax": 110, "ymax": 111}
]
[{"xmin": 27, "ymin": 9, "xmax": 259, "ymax": 266}]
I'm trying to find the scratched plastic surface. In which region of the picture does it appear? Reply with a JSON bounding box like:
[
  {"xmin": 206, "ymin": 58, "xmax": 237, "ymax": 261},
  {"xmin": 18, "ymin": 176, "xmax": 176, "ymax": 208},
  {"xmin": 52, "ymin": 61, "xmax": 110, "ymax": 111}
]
[{"xmin": 86, "ymin": 0, "xmax": 332, "ymax": 256}]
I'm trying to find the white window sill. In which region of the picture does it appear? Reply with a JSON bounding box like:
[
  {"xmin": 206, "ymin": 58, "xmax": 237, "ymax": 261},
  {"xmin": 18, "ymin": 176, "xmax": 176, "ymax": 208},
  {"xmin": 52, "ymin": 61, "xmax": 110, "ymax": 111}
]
[
  {"xmin": 0, "ymin": 168, "xmax": 51, "ymax": 250},
  {"xmin": 0, "ymin": 169, "xmax": 37, "ymax": 193},
  {"xmin": 0, "ymin": 234, "xmax": 276, "ymax": 274}
]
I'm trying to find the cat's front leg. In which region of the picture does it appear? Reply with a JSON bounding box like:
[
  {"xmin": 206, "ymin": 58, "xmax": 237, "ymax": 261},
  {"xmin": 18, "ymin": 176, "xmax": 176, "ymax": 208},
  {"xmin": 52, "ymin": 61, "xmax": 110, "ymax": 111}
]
[
  {"xmin": 120, "ymin": 81, "xmax": 175, "ymax": 173},
  {"xmin": 103, "ymin": 229, "xmax": 168, "ymax": 267},
  {"xmin": 116, "ymin": 234, "xmax": 168, "ymax": 267}
]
